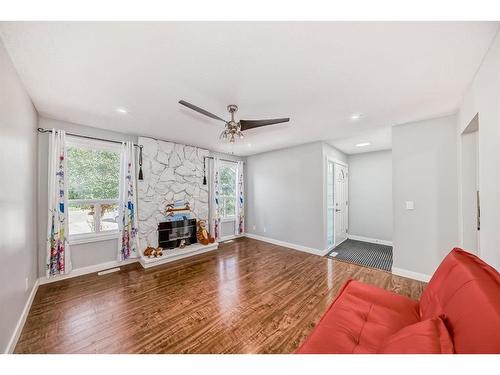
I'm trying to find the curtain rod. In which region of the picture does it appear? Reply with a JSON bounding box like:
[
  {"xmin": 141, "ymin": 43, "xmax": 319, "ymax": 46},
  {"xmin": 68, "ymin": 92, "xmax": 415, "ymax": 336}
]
[
  {"xmin": 37, "ymin": 128, "xmax": 142, "ymax": 149},
  {"xmin": 38, "ymin": 128, "xmax": 245, "ymax": 163},
  {"xmin": 204, "ymin": 156, "xmax": 244, "ymax": 164}
]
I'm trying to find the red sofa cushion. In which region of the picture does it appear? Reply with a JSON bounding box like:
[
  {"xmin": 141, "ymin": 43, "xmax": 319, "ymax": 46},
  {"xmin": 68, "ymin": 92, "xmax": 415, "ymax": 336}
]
[
  {"xmin": 419, "ymin": 248, "xmax": 500, "ymax": 353},
  {"xmin": 378, "ymin": 316, "xmax": 454, "ymax": 354},
  {"xmin": 296, "ymin": 280, "xmax": 420, "ymax": 354}
]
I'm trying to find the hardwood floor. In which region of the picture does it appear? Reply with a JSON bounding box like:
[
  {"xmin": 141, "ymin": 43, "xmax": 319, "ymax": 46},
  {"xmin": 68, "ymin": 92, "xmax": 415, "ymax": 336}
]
[{"xmin": 15, "ymin": 237, "xmax": 426, "ymax": 354}]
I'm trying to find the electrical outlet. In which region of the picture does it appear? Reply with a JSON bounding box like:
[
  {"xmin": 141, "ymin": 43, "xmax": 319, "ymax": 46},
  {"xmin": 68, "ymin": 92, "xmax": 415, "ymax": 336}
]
[
  {"xmin": 263, "ymin": 227, "xmax": 267, "ymax": 233},
  {"xmin": 25, "ymin": 278, "xmax": 29, "ymax": 292},
  {"xmin": 252, "ymin": 225, "xmax": 256, "ymax": 231}
]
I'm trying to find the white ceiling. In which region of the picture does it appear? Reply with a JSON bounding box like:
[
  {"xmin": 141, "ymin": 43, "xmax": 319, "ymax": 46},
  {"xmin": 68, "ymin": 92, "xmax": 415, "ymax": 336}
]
[{"xmin": 0, "ymin": 22, "xmax": 498, "ymax": 156}]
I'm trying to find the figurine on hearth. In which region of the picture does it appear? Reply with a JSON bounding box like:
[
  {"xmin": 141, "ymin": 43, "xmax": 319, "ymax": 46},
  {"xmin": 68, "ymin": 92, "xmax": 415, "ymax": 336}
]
[
  {"xmin": 196, "ymin": 219, "xmax": 215, "ymax": 246},
  {"xmin": 143, "ymin": 246, "xmax": 163, "ymax": 258}
]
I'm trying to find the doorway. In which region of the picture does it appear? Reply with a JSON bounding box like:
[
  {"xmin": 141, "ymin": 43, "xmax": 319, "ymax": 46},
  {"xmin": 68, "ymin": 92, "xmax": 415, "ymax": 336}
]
[{"xmin": 460, "ymin": 114, "xmax": 480, "ymax": 254}]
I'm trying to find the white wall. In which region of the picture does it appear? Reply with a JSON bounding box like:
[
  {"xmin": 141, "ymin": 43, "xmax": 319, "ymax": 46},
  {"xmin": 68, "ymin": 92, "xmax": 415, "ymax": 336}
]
[
  {"xmin": 0, "ymin": 39, "xmax": 38, "ymax": 352},
  {"xmin": 458, "ymin": 29, "xmax": 500, "ymax": 271},
  {"xmin": 246, "ymin": 142, "xmax": 346, "ymax": 252},
  {"xmin": 348, "ymin": 150, "xmax": 392, "ymax": 242},
  {"xmin": 392, "ymin": 115, "xmax": 459, "ymax": 276},
  {"xmin": 323, "ymin": 143, "xmax": 348, "ymax": 164}
]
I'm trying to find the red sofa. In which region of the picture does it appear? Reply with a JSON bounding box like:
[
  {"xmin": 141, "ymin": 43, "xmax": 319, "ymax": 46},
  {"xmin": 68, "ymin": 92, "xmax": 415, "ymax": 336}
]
[{"xmin": 296, "ymin": 248, "xmax": 500, "ymax": 354}]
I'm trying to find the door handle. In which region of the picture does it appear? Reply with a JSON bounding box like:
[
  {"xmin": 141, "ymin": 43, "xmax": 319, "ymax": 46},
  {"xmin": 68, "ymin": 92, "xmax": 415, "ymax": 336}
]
[{"xmin": 335, "ymin": 209, "xmax": 341, "ymax": 212}]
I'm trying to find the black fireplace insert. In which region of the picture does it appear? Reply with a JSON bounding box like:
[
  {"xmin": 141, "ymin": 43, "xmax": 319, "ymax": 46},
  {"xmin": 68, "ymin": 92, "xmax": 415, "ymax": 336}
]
[{"xmin": 158, "ymin": 219, "xmax": 197, "ymax": 249}]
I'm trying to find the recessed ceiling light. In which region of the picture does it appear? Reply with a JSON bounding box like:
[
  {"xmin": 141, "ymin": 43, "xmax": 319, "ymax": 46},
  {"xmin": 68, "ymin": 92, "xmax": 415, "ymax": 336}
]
[
  {"xmin": 355, "ymin": 142, "xmax": 371, "ymax": 147},
  {"xmin": 247, "ymin": 143, "xmax": 252, "ymax": 147},
  {"xmin": 116, "ymin": 107, "xmax": 128, "ymax": 114},
  {"xmin": 350, "ymin": 114, "xmax": 363, "ymax": 120}
]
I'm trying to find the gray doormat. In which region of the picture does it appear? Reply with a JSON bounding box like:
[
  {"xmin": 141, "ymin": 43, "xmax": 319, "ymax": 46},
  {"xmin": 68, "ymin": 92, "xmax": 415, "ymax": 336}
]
[{"xmin": 326, "ymin": 239, "xmax": 393, "ymax": 272}]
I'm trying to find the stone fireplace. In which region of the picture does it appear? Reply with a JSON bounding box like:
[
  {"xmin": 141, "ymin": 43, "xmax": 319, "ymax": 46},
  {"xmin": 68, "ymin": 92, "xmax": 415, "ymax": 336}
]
[{"xmin": 137, "ymin": 136, "xmax": 209, "ymax": 249}]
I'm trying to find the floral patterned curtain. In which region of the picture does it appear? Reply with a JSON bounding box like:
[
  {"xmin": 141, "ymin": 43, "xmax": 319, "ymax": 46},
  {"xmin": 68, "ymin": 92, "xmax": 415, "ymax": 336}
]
[
  {"xmin": 118, "ymin": 141, "xmax": 140, "ymax": 260},
  {"xmin": 46, "ymin": 129, "xmax": 72, "ymax": 277},
  {"xmin": 235, "ymin": 161, "xmax": 245, "ymax": 235},
  {"xmin": 210, "ymin": 157, "xmax": 221, "ymax": 241}
]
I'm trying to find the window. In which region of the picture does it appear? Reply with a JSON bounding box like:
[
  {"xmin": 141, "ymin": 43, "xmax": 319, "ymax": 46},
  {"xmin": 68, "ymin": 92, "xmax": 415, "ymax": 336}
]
[
  {"xmin": 219, "ymin": 162, "xmax": 237, "ymax": 219},
  {"xmin": 66, "ymin": 138, "xmax": 121, "ymax": 243}
]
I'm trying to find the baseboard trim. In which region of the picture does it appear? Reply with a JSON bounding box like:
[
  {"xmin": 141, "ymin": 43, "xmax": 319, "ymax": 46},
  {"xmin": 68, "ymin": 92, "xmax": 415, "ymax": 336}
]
[
  {"xmin": 245, "ymin": 233, "xmax": 330, "ymax": 256},
  {"xmin": 392, "ymin": 267, "xmax": 432, "ymax": 282},
  {"xmin": 219, "ymin": 234, "xmax": 245, "ymax": 242},
  {"xmin": 38, "ymin": 258, "xmax": 139, "ymax": 285},
  {"xmin": 348, "ymin": 234, "xmax": 393, "ymax": 247},
  {"xmin": 5, "ymin": 278, "xmax": 40, "ymax": 353}
]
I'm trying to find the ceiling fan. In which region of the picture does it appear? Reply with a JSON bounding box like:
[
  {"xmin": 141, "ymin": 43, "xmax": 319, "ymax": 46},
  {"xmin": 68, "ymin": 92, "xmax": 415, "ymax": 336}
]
[{"xmin": 179, "ymin": 100, "xmax": 290, "ymax": 143}]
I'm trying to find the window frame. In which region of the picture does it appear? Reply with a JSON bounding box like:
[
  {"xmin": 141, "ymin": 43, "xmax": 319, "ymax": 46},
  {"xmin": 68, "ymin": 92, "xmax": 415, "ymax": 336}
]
[
  {"xmin": 65, "ymin": 136, "xmax": 122, "ymax": 245},
  {"xmin": 218, "ymin": 161, "xmax": 238, "ymax": 221}
]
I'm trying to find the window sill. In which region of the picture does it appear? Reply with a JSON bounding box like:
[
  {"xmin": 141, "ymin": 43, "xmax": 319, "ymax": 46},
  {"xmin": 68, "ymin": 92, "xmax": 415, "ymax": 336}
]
[
  {"xmin": 221, "ymin": 217, "xmax": 237, "ymax": 223},
  {"xmin": 69, "ymin": 232, "xmax": 120, "ymax": 245}
]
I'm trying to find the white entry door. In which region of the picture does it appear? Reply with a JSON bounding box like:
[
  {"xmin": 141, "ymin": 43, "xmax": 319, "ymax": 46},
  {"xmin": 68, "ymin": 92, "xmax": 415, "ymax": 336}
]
[
  {"xmin": 326, "ymin": 161, "xmax": 335, "ymax": 248},
  {"xmin": 334, "ymin": 163, "xmax": 348, "ymax": 246}
]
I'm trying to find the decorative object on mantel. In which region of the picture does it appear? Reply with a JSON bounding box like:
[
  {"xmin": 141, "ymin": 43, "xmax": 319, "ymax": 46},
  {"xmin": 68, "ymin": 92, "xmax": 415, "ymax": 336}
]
[
  {"xmin": 165, "ymin": 200, "xmax": 192, "ymax": 219},
  {"xmin": 197, "ymin": 220, "xmax": 215, "ymax": 246},
  {"xmin": 143, "ymin": 246, "xmax": 163, "ymax": 258},
  {"xmin": 178, "ymin": 100, "xmax": 291, "ymax": 144}
]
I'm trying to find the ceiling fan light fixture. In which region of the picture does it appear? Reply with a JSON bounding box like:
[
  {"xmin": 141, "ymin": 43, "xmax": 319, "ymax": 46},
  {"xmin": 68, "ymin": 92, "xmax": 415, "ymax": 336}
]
[{"xmin": 179, "ymin": 100, "xmax": 290, "ymax": 145}]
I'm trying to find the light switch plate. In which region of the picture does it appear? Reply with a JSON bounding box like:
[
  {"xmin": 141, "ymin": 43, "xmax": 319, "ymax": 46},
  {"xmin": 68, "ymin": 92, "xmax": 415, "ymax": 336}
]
[{"xmin": 406, "ymin": 201, "xmax": 415, "ymax": 210}]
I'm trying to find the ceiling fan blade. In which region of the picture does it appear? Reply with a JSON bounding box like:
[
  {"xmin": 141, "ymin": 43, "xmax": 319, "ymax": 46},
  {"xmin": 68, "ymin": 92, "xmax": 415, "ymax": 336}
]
[
  {"xmin": 179, "ymin": 100, "xmax": 226, "ymax": 122},
  {"xmin": 240, "ymin": 118, "xmax": 290, "ymax": 131}
]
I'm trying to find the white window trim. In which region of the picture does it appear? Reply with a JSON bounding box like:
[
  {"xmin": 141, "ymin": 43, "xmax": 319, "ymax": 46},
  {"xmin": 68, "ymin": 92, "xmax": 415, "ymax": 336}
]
[
  {"xmin": 68, "ymin": 199, "xmax": 121, "ymax": 244},
  {"xmin": 66, "ymin": 138, "xmax": 122, "ymax": 245},
  {"xmin": 69, "ymin": 231, "xmax": 120, "ymax": 245}
]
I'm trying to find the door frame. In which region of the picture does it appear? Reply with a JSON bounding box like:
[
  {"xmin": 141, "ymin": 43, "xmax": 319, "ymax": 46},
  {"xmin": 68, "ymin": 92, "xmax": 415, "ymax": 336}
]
[
  {"xmin": 458, "ymin": 112, "xmax": 480, "ymax": 255},
  {"xmin": 333, "ymin": 162, "xmax": 349, "ymax": 247},
  {"xmin": 324, "ymin": 157, "xmax": 348, "ymax": 251}
]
